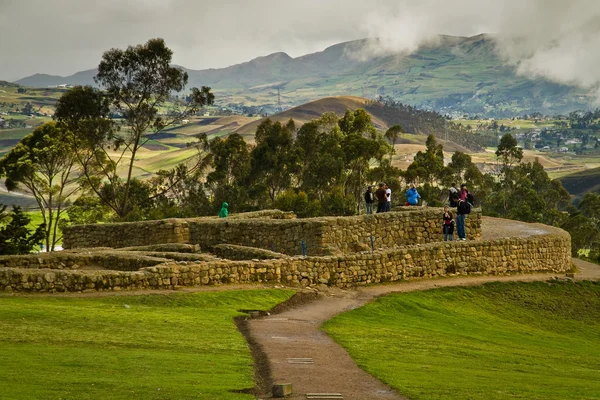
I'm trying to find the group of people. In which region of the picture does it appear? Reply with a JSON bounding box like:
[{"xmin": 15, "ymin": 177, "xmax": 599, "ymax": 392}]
[
  {"xmin": 445, "ymin": 183, "xmax": 473, "ymax": 241},
  {"xmin": 364, "ymin": 183, "xmax": 392, "ymax": 214},
  {"xmin": 364, "ymin": 182, "xmax": 474, "ymax": 241},
  {"xmin": 364, "ymin": 183, "xmax": 424, "ymax": 215}
]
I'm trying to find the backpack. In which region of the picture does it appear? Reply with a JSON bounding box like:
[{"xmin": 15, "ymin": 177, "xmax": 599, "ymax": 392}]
[
  {"xmin": 458, "ymin": 199, "xmax": 471, "ymax": 215},
  {"xmin": 467, "ymin": 193, "xmax": 475, "ymax": 206},
  {"xmin": 448, "ymin": 188, "xmax": 459, "ymax": 207}
]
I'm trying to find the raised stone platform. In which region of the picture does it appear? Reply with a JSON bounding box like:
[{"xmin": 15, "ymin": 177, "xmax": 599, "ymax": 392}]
[
  {"xmin": 63, "ymin": 208, "xmax": 482, "ymax": 256},
  {"xmin": 0, "ymin": 212, "xmax": 571, "ymax": 293}
]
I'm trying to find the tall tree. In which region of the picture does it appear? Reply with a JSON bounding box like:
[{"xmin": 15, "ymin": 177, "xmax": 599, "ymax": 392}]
[
  {"xmin": 384, "ymin": 124, "xmax": 404, "ymax": 161},
  {"xmin": 411, "ymin": 134, "xmax": 444, "ymax": 184},
  {"xmin": 55, "ymin": 38, "xmax": 214, "ymax": 218},
  {"xmin": 496, "ymin": 133, "xmax": 523, "ymax": 170},
  {"xmin": 251, "ymin": 119, "xmax": 299, "ymax": 201},
  {"xmin": 204, "ymin": 133, "xmax": 251, "ymax": 212},
  {"xmin": 0, "ymin": 122, "xmax": 80, "ymax": 250}
]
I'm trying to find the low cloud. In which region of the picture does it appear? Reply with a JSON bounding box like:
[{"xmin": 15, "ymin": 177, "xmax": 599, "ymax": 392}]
[{"xmin": 355, "ymin": 0, "xmax": 600, "ymax": 100}]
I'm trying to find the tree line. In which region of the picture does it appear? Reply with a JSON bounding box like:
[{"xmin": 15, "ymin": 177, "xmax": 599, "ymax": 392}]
[{"xmin": 365, "ymin": 97, "xmax": 498, "ymax": 151}]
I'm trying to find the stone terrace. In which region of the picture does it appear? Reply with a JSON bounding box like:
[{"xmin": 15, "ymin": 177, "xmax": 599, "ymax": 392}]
[{"xmin": 0, "ymin": 209, "xmax": 572, "ymax": 293}]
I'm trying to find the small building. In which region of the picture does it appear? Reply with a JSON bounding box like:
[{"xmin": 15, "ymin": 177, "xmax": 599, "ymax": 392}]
[{"xmin": 559, "ymin": 147, "xmax": 569, "ymax": 152}]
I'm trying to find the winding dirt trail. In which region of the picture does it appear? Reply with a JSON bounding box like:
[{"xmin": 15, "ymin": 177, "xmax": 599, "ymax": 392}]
[{"xmin": 248, "ymin": 218, "xmax": 600, "ymax": 399}]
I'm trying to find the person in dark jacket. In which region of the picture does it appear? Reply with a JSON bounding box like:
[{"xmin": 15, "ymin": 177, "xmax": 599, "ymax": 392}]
[
  {"xmin": 219, "ymin": 202, "xmax": 229, "ymax": 218},
  {"xmin": 448, "ymin": 183, "xmax": 459, "ymax": 207},
  {"xmin": 375, "ymin": 183, "xmax": 387, "ymax": 213},
  {"xmin": 364, "ymin": 186, "xmax": 374, "ymax": 215},
  {"xmin": 456, "ymin": 199, "xmax": 470, "ymax": 240},
  {"xmin": 442, "ymin": 206, "xmax": 454, "ymax": 241}
]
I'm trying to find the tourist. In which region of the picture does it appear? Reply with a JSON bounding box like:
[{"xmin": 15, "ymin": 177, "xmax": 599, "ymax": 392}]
[
  {"xmin": 406, "ymin": 183, "xmax": 421, "ymax": 206},
  {"xmin": 460, "ymin": 183, "xmax": 469, "ymax": 201},
  {"xmin": 456, "ymin": 198, "xmax": 470, "ymax": 240},
  {"xmin": 385, "ymin": 184, "xmax": 392, "ymax": 212},
  {"xmin": 442, "ymin": 206, "xmax": 454, "ymax": 241},
  {"xmin": 219, "ymin": 202, "xmax": 229, "ymax": 218},
  {"xmin": 375, "ymin": 183, "xmax": 387, "ymax": 213},
  {"xmin": 364, "ymin": 186, "xmax": 374, "ymax": 215},
  {"xmin": 448, "ymin": 183, "xmax": 460, "ymax": 207}
]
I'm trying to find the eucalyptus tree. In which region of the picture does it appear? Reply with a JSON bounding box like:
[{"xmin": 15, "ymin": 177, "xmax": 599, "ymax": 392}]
[
  {"xmin": 0, "ymin": 122, "xmax": 80, "ymax": 250},
  {"xmin": 55, "ymin": 38, "xmax": 214, "ymax": 219}
]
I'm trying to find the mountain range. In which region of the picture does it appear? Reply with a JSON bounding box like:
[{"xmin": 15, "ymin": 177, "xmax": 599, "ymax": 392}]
[{"xmin": 14, "ymin": 35, "xmax": 593, "ymax": 117}]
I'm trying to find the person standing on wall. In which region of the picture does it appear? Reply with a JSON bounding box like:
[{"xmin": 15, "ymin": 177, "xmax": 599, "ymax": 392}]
[
  {"xmin": 448, "ymin": 183, "xmax": 460, "ymax": 207},
  {"xmin": 456, "ymin": 184, "xmax": 471, "ymax": 240},
  {"xmin": 442, "ymin": 206, "xmax": 454, "ymax": 241},
  {"xmin": 385, "ymin": 183, "xmax": 392, "ymax": 212},
  {"xmin": 406, "ymin": 183, "xmax": 421, "ymax": 206},
  {"xmin": 375, "ymin": 183, "xmax": 387, "ymax": 213},
  {"xmin": 459, "ymin": 184, "xmax": 469, "ymax": 201},
  {"xmin": 364, "ymin": 186, "xmax": 374, "ymax": 215}
]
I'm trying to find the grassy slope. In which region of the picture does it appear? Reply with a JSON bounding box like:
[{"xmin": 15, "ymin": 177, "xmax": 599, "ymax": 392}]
[
  {"xmin": 324, "ymin": 281, "xmax": 600, "ymax": 400},
  {"xmin": 0, "ymin": 289, "xmax": 294, "ymax": 400},
  {"xmin": 559, "ymin": 167, "xmax": 600, "ymax": 196}
]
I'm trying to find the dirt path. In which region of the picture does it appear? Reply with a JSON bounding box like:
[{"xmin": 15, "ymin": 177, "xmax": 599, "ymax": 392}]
[{"xmin": 249, "ymin": 257, "xmax": 600, "ymax": 399}]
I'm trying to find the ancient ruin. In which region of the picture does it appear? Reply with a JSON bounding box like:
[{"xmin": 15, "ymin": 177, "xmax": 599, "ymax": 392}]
[{"xmin": 0, "ymin": 208, "xmax": 572, "ymax": 293}]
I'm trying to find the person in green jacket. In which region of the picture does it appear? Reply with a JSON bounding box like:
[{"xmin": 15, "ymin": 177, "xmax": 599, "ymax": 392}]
[{"xmin": 219, "ymin": 202, "xmax": 229, "ymax": 218}]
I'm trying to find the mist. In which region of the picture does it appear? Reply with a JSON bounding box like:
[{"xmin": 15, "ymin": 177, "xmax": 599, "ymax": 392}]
[{"xmin": 358, "ymin": 0, "xmax": 600, "ymax": 98}]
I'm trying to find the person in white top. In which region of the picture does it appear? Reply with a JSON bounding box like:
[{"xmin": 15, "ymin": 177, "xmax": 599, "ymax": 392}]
[{"xmin": 385, "ymin": 184, "xmax": 392, "ymax": 212}]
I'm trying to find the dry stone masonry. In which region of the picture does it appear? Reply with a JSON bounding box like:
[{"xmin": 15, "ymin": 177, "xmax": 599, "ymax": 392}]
[
  {"xmin": 63, "ymin": 208, "xmax": 481, "ymax": 256},
  {"xmin": 1, "ymin": 208, "xmax": 571, "ymax": 293}
]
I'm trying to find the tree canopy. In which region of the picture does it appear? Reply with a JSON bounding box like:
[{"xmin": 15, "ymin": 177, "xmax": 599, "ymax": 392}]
[{"xmin": 55, "ymin": 38, "xmax": 214, "ymax": 218}]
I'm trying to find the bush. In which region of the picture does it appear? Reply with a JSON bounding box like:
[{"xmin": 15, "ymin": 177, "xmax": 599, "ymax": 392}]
[
  {"xmin": 0, "ymin": 205, "xmax": 45, "ymax": 254},
  {"xmin": 274, "ymin": 190, "xmax": 321, "ymax": 218}
]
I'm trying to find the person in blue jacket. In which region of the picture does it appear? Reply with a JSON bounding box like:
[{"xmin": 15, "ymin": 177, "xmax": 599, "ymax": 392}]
[{"xmin": 406, "ymin": 183, "xmax": 421, "ymax": 206}]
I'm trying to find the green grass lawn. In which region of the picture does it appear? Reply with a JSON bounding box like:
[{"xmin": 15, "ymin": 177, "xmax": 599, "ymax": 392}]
[
  {"xmin": 0, "ymin": 289, "xmax": 294, "ymax": 400},
  {"xmin": 323, "ymin": 281, "xmax": 600, "ymax": 400}
]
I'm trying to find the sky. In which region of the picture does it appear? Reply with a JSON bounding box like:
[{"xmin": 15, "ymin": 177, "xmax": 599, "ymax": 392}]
[{"xmin": 1, "ymin": 0, "xmax": 600, "ymax": 95}]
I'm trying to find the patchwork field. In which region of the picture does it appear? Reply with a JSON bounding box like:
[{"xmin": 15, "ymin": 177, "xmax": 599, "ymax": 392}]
[
  {"xmin": 324, "ymin": 281, "xmax": 600, "ymax": 400},
  {"xmin": 0, "ymin": 289, "xmax": 294, "ymax": 400}
]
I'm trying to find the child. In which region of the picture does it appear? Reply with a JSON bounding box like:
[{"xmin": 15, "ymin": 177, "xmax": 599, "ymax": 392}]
[{"xmin": 442, "ymin": 206, "xmax": 454, "ymax": 241}]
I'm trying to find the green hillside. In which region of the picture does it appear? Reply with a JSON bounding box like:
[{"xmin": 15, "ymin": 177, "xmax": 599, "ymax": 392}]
[
  {"xmin": 559, "ymin": 167, "xmax": 600, "ymax": 197},
  {"xmin": 14, "ymin": 35, "xmax": 592, "ymax": 117}
]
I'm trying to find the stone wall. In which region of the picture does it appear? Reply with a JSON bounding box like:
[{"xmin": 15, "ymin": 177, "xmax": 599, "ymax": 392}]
[
  {"xmin": 0, "ymin": 251, "xmax": 166, "ymax": 272},
  {"xmin": 63, "ymin": 208, "xmax": 482, "ymax": 256},
  {"xmin": 213, "ymin": 244, "xmax": 288, "ymax": 260},
  {"xmin": 63, "ymin": 218, "xmax": 191, "ymax": 249},
  {"xmin": 1, "ymin": 223, "xmax": 571, "ymax": 293}
]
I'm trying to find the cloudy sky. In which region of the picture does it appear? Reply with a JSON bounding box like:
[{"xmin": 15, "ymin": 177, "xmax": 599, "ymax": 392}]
[{"xmin": 1, "ymin": 0, "xmax": 600, "ymax": 93}]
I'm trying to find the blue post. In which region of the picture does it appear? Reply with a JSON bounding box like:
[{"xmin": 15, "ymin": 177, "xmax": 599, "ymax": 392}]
[
  {"xmin": 370, "ymin": 235, "xmax": 375, "ymax": 252},
  {"xmin": 301, "ymin": 240, "xmax": 306, "ymax": 256}
]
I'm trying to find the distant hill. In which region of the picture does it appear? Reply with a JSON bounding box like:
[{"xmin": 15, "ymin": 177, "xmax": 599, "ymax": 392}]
[
  {"xmin": 234, "ymin": 96, "xmax": 475, "ymax": 153},
  {"xmin": 15, "ymin": 70, "xmax": 97, "ymax": 88},
  {"xmin": 0, "ymin": 81, "xmax": 19, "ymax": 88},
  {"xmin": 14, "ymin": 35, "xmax": 593, "ymax": 117},
  {"xmin": 558, "ymin": 167, "xmax": 600, "ymax": 197},
  {"xmin": 235, "ymin": 96, "xmax": 387, "ymax": 139}
]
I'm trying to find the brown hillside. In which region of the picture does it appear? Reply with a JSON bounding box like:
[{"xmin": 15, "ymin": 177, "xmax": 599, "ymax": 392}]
[{"xmin": 235, "ymin": 96, "xmax": 389, "ymax": 140}]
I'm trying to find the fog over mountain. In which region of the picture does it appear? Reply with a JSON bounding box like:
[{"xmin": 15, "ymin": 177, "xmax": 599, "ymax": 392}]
[{"xmin": 2, "ymin": 0, "xmax": 600, "ymax": 100}]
